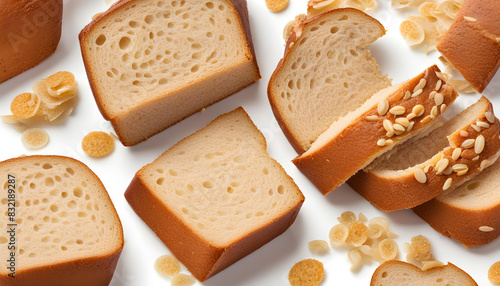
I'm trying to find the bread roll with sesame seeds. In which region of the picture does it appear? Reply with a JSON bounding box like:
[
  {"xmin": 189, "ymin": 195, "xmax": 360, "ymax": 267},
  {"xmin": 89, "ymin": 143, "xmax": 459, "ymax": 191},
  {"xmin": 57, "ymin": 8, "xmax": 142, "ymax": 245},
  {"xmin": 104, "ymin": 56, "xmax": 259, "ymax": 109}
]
[
  {"xmin": 293, "ymin": 65, "xmax": 458, "ymax": 195},
  {"xmin": 349, "ymin": 96, "xmax": 500, "ymax": 212}
]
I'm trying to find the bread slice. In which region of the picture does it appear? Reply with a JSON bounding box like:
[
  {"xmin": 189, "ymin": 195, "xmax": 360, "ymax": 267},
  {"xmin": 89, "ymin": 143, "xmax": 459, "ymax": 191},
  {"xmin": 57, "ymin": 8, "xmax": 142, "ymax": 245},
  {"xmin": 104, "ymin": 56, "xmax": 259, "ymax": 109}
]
[
  {"xmin": 437, "ymin": 0, "xmax": 500, "ymax": 93},
  {"xmin": 0, "ymin": 0, "xmax": 63, "ymax": 83},
  {"xmin": 293, "ymin": 65, "xmax": 458, "ymax": 195},
  {"xmin": 371, "ymin": 260, "xmax": 477, "ymax": 286},
  {"xmin": 124, "ymin": 107, "xmax": 304, "ymax": 281},
  {"xmin": 268, "ymin": 8, "xmax": 391, "ymax": 154},
  {"xmin": 413, "ymin": 158, "xmax": 500, "ymax": 247},
  {"xmin": 0, "ymin": 155, "xmax": 123, "ymax": 286},
  {"xmin": 349, "ymin": 96, "xmax": 500, "ymax": 211},
  {"xmin": 79, "ymin": 0, "xmax": 260, "ymax": 146}
]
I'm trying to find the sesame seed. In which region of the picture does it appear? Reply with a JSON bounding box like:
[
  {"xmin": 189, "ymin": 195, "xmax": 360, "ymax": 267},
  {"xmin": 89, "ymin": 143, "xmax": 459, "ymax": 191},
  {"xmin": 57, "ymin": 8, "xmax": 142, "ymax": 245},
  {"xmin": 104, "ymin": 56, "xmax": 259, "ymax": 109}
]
[
  {"xmin": 475, "ymin": 135, "xmax": 485, "ymax": 154},
  {"xmin": 414, "ymin": 78, "xmax": 427, "ymax": 93},
  {"xmin": 429, "ymin": 91, "xmax": 437, "ymax": 100},
  {"xmin": 436, "ymin": 158, "xmax": 449, "ymax": 174},
  {"xmin": 411, "ymin": 89, "xmax": 423, "ymax": 98},
  {"xmin": 406, "ymin": 121, "xmax": 415, "ymax": 133},
  {"xmin": 366, "ymin": 115, "xmax": 379, "ymax": 121},
  {"xmin": 497, "ymin": 37, "xmax": 500, "ymax": 43},
  {"xmin": 443, "ymin": 178, "xmax": 452, "ymax": 190},
  {"xmin": 472, "ymin": 155, "xmax": 480, "ymax": 161},
  {"xmin": 452, "ymin": 164, "xmax": 468, "ymax": 172},
  {"xmin": 424, "ymin": 165, "xmax": 432, "ymax": 173},
  {"xmin": 479, "ymin": 226, "xmax": 494, "ymax": 232},
  {"xmin": 403, "ymin": 90, "xmax": 411, "ymax": 100},
  {"xmin": 393, "ymin": 123, "xmax": 406, "ymax": 132},
  {"xmin": 435, "ymin": 71, "xmax": 445, "ymax": 81},
  {"xmin": 435, "ymin": 79, "xmax": 442, "ymax": 91},
  {"xmin": 386, "ymin": 130, "xmax": 395, "ymax": 137},
  {"xmin": 377, "ymin": 139, "xmax": 386, "ymax": 146},
  {"xmin": 459, "ymin": 130, "xmax": 469, "ymax": 137},
  {"xmin": 452, "ymin": 148, "xmax": 462, "ymax": 160},
  {"xmin": 431, "ymin": 106, "xmax": 439, "ymax": 118},
  {"xmin": 476, "ymin": 121, "xmax": 490, "ymax": 128},
  {"xmin": 434, "ymin": 93, "xmax": 444, "ymax": 106},
  {"xmin": 457, "ymin": 169, "xmax": 468, "ymax": 176},
  {"xmin": 480, "ymin": 159, "xmax": 492, "ymax": 171},
  {"xmin": 471, "ymin": 124, "xmax": 481, "ymax": 132},
  {"xmin": 385, "ymin": 139, "xmax": 394, "ymax": 145},
  {"xmin": 464, "ymin": 16, "xmax": 477, "ymax": 22},
  {"xmin": 406, "ymin": 113, "xmax": 416, "ymax": 120},
  {"xmin": 389, "ymin": 106, "xmax": 406, "ymax": 115},
  {"xmin": 396, "ymin": 117, "xmax": 410, "ymax": 127},
  {"xmin": 378, "ymin": 99, "xmax": 389, "ymax": 116},
  {"xmin": 485, "ymin": 111, "xmax": 495, "ymax": 123},
  {"xmin": 420, "ymin": 115, "xmax": 433, "ymax": 124},
  {"xmin": 444, "ymin": 166, "xmax": 453, "ymax": 175},
  {"xmin": 414, "ymin": 168, "xmax": 427, "ymax": 183},
  {"xmin": 412, "ymin": 105, "xmax": 425, "ymax": 117},
  {"xmin": 462, "ymin": 138, "xmax": 475, "ymax": 148},
  {"xmin": 383, "ymin": 119, "xmax": 394, "ymax": 133},
  {"xmin": 440, "ymin": 104, "xmax": 447, "ymax": 114}
]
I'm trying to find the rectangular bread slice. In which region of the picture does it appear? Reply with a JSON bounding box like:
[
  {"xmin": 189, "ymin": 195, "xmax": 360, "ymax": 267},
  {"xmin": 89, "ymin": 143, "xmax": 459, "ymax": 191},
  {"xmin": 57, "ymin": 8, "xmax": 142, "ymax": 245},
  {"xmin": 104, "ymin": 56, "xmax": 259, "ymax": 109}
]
[
  {"xmin": 413, "ymin": 158, "xmax": 500, "ymax": 248},
  {"xmin": 0, "ymin": 155, "xmax": 124, "ymax": 286},
  {"xmin": 293, "ymin": 65, "xmax": 458, "ymax": 195},
  {"xmin": 349, "ymin": 96, "xmax": 500, "ymax": 211},
  {"xmin": 124, "ymin": 107, "xmax": 304, "ymax": 281},
  {"xmin": 79, "ymin": 0, "xmax": 260, "ymax": 146}
]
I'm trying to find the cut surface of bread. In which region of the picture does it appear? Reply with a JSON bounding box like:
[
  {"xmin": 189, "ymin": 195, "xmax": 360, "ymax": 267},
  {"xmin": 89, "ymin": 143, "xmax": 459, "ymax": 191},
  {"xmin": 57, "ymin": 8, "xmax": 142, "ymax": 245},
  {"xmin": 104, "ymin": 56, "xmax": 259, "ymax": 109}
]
[
  {"xmin": 0, "ymin": 155, "xmax": 123, "ymax": 286},
  {"xmin": 125, "ymin": 107, "xmax": 304, "ymax": 281},
  {"xmin": 371, "ymin": 260, "xmax": 478, "ymax": 286},
  {"xmin": 414, "ymin": 158, "xmax": 500, "ymax": 247},
  {"xmin": 79, "ymin": 0, "xmax": 260, "ymax": 146},
  {"xmin": 0, "ymin": 0, "xmax": 63, "ymax": 83},
  {"xmin": 349, "ymin": 96, "xmax": 500, "ymax": 211},
  {"xmin": 293, "ymin": 65, "xmax": 457, "ymax": 195},
  {"xmin": 437, "ymin": 0, "xmax": 500, "ymax": 93},
  {"xmin": 268, "ymin": 8, "xmax": 391, "ymax": 154}
]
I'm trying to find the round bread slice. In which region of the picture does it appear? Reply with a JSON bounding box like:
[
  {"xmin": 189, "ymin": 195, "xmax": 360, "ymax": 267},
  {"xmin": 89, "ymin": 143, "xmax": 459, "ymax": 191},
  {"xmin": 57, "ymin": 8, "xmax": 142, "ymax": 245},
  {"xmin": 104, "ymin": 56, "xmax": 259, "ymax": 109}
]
[
  {"xmin": 371, "ymin": 260, "xmax": 478, "ymax": 286},
  {"xmin": 268, "ymin": 8, "xmax": 391, "ymax": 154},
  {"xmin": 0, "ymin": 155, "xmax": 123, "ymax": 286},
  {"xmin": 349, "ymin": 96, "xmax": 500, "ymax": 211}
]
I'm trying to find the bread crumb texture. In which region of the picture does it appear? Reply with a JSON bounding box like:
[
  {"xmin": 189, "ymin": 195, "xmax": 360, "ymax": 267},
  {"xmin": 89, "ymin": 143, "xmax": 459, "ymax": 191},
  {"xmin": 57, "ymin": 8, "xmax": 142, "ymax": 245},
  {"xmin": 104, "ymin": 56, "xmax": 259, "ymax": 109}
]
[
  {"xmin": 21, "ymin": 128, "xmax": 49, "ymax": 149},
  {"xmin": 82, "ymin": 131, "xmax": 115, "ymax": 157},
  {"xmin": 154, "ymin": 254, "xmax": 181, "ymax": 277},
  {"xmin": 489, "ymin": 261, "xmax": 500, "ymax": 284},
  {"xmin": 288, "ymin": 258, "xmax": 324, "ymax": 286}
]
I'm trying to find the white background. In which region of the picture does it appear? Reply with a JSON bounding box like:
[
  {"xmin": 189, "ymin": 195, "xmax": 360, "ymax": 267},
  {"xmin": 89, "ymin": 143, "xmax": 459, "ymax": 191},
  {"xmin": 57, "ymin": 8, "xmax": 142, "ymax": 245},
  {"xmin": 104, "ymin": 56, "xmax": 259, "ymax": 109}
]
[{"xmin": 1, "ymin": 0, "xmax": 500, "ymax": 285}]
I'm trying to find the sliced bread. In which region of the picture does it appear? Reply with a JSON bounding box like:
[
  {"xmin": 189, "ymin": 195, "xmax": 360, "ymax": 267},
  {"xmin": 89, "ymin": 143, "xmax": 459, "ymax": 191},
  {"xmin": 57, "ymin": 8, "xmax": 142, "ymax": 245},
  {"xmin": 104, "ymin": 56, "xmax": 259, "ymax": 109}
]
[
  {"xmin": 79, "ymin": 0, "xmax": 260, "ymax": 146},
  {"xmin": 413, "ymin": 158, "xmax": 500, "ymax": 247},
  {"xmin": 371, "ymin": 260, "xmax": 478, "ymax": 286},
  {"xmin": 349, "ymin": 96, "xmax": 500, "ymax": 211},
  {"xmin": 0, "ymin": 155, "xmax": 123, "ymax": 286},
  {"xmin": 293, "ymin": 65, "xmax": 458, "ymax": 195},
  {"xmin": 268, "ymin": 8, "xmax": 391, "ymax": 154},
  {"xmin": 124, "ymin": 107, "xmax": 305, "ymax": 281},
  {"xmin": 437, "ymin": 0, "xmax": 500, "ymax": 93}
]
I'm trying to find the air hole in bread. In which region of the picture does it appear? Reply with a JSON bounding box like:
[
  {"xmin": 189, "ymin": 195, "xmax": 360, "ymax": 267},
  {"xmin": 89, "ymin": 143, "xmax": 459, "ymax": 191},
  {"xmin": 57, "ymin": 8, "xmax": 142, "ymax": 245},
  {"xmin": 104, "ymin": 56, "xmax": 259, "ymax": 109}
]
[
  {"xmin": 96, "ymin": 34, "xmax": 106, "ymax": 46},
  {"xmin": 0, "ymin": 236, "xmax": 8, "ymax": 244},
  {"xmin": 42, "ymin": 163, "xmax": 53, "ymax": 169},
  {"xmin": 145, "ymin": 15, "xmax": 154, "ymax": 24},
  {"xmin": 311, "ymin": 26, "xmax": 319, "ymax": 32},
  {"xmin": 191, "ymin": 65, "xmax": 200, "ymax": 72},
  {"xmin": 219, "ymin": 35, "xmax": 225, "ymax": 41},
  {"xmin": 203, "ymin": 181, "xmax": 214, "ymax": 188},
  {"xmin": 50, "ymin": 205, "xmax": 59, "ymax": 212},
  {"xmin": 206, "ymin": 2, "xmax": 214, "ymax": 9},
  {"xmin": 466, "ymin": 181, "xmax": 480, "ymax": 190},
  {"xmin": 73, "ymin": 187, "xmax": 83, "ymax": 198},
  {"xmin": 157, "ymin": 177, "xmax": 165, "ymax": 185},
  {"xmin": 331, "ymin": 26, "xmax": 339, "ymax": 34},
  {"xmin": 119, "ymin": 37, "xmax": 132, "ymax": 50},
  {"xmin": 381, "ymin": 271, "xmax": 388, "ymax": 278},
  {"xmin": 30, "ymin": 183, "xmax": 36, "ymax": 189},
  {"xmin": 339, "ymin": 15, "xmax": 349, "ymax": 21},
  {"xmin": 278, "ymin": 185, "xmax": 285, "ymax": 194}
]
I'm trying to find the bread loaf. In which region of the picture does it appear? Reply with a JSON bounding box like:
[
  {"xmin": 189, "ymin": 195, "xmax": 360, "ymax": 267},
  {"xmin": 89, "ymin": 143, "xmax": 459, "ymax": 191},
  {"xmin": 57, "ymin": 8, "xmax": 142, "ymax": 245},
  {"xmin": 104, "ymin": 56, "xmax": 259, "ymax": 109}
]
[
  {"xmin": 79, "ymin": 0, "xmax": 260, "ymax": 146},
  {"xmin": 349, "ymin": 96, "xmax": 500, "ymax": 211},
  {"xmin": 293, "ymin": 65, "xmax": 458, "ymax": 195},
  {"xmin": 125, "ymin": 107, "xmax": 304, "ymax": 281},
  {"xmin": 437, "ymin": 0, "xmax": 500, "ymax": 93},
  {"xmin": 0, "ymin": 155, "xmax": 124, "ymax": 286},
  {"xmin": 0, "ymin": 0, "xmax": 63, "ymax": 83},
  {"xmin": 268, "ymin": 8, "xmax": 391, "ymax": 154}
]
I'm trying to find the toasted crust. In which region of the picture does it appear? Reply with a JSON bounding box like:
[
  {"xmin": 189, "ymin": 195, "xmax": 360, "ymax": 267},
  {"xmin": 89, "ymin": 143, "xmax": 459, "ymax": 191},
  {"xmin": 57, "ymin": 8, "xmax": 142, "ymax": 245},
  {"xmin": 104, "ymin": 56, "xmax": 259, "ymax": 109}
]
[
  {"xmin": 294, "ymin": 66, "xmax": 457, "ymax": 195},
  {"xmin": 268, "ymin": 8, "xmax": 386, "ymax": 154},
  {"xmin": 0, "ymin": 0, "xmax": 63, "ymax": 83},
  {"xmin": 349, "ymin": 97, "xmax": 500, "ymax": 211},
  {"xmin": 0, "ymin": 155, "xmax": 124, "ymax": 286},
  {"xmin": 437, "ymin": 0, "xmax": 500, "ymax": 93}
]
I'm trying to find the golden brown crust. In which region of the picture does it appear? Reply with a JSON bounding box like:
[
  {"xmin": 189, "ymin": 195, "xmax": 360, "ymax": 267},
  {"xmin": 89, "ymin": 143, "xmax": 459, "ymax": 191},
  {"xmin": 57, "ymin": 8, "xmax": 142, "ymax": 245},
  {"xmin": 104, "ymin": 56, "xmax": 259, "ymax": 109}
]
[
  {"xmin": 0, "ymin": 155, "xmax": 124, "ymax": 286},
  {"xmin": 437, "ymin": 0, "xmax": 500, "ymax": 93},
  {"xmin": 294, "ymin": 66, "xmax": 457, "ymax": 195},
  {"xmin": 349, "ymin": 97, "xmax": 500, "ymax": 211},
  {"xmin": 0, "ymin": 0, "xmax": 63, "ymax": 83},
  {"xmin": 268, "ymin": 8, "xmax": 386, "ymax": 155}
]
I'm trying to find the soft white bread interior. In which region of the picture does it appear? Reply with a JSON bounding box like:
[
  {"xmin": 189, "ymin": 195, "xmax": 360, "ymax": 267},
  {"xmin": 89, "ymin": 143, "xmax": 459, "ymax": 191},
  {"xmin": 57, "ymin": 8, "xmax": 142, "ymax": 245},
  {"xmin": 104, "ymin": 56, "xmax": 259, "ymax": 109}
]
[
  {"xmin": 437, "ymin": 0, "xmax": 500, "ymax": 93},
  {"xmin": 293, "ymin": 65, "xmax": 457, "ymax": 195},
  {"xmin": 414, "ymin": 158, "xmax": 500, "ymax": 247},
  {"xmin": 125, "ymin": 107, "xmax": 304, "ymax": 281},
  {"xmin": 370, "ymin": 260, "xmax": 478, "ymax": 286},
  {"xmin": 349, "ymin": 96, "xmax": 500, "ymax": 211},
  {"xmin": 0, "ymin": 155, "xmax": 123, "ymax": 286},
  {"xmin": 79, "ymin": 0, "xmax": 260, "ymax": 146},
  {"xmin": 268, "ymin": 8, "xmax": 391, "ymax": 154}
]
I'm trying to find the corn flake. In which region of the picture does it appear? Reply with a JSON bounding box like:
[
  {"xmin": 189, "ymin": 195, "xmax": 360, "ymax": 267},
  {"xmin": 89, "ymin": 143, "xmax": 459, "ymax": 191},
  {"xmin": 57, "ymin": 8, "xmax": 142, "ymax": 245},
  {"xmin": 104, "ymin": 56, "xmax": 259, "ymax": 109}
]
[{"xmin": 288, "ymin": 259, "xmax": 324, "ymax": 286}]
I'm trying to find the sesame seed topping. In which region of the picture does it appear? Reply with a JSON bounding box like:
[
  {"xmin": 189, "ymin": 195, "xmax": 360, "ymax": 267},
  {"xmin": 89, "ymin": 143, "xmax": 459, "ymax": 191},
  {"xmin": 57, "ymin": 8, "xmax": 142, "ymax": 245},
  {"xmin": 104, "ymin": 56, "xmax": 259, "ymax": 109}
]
[
  {"xmin": 435, "ymin": 80, "xmax": 442, "ymax": 91},
  {"xmin": 406, "ymin": 113, "xmax": 416, "ymax": 120},
  {"xmin": 476, "ymin": 121, "xmax": 490, "ymax": 128},
  {"xmin": 377, "ymin": 139, "xmax": 386, "ymax": 146},
  {"xmin": 464, "ymin": 16, "xmax": 477, "ymax": 22},
  {"xmin": 412, "ymin": 105, "xmax": 425, "ymax": 117},
  {"xmin": 436, "ymin": 158, "xmax": 449, "ymax": 174},
  {"xmin": 479, "ymin": 226, "xmax": 494, "ymax": 232},
  {"xmin": 462, "ymin": 138, "xmax": 475, "ymax": 148},
  {"xmin": 420, "ymin": 115, "xmax": 433, "ymax": 124},
  {"xmin": 452, "ymin": 164, "xmax": 468, "ymax": 172},
  {"xmin": 434, "ymin": 93, "xmax": 444, "ymax": 106},
  {"xmin": 411, "ymin": 89, "xmax": 423, "ymax": 98},
  {"xmin": 414, "ymin": 168, "xmax": 427, "ymax": 183},
  {"xmin": 444, "ymin": 166, "xmax": 453, "ymax": 175},
  {"xmin": 431, "ymin": 106, "xmax": 439, "ymax": 118},
  {"xmin": 485, "ymin": 111, "xmax": 495, "ymax": 123},
  {"xmin": 406, "ymin": 121, "xmax": 415, "ymax": 133},
  {"xmin": 471, "ymin": 124, "xmax": 481, "ymax": 132},
  {"xmin": 395, "ymin": 117, "xmax": 410, "ymax": 127},
  {"xmin": 414, "ymin": 78, "xmax": 427, "ymax": 93},
  {"xmin": 385, "ymin": 139, "xmax": 394, "ymax": 145},
  {"xmin": 378, "ymin": 99, "xmax": 389, "ymax": 116},
  {"xmin": 386, "ymin": 130, "xmax": 395, "ymax": 137},
  {"xmin": 475, "ymin": 135, "xmax": 485, "ymax": 154},
  {"xmin": 435, "ymin": 71, "xmax": 445, "ymax": 81},
  {"xmin": 457, "ymin": 169, "xmax": 468, "ymax": 176},
  {"xmin": 389, "ymin": 106, "xmax": 406, "ymax": 115},
  {"xmin": 429, "ymin": 91, "xmax": 437, "ymax": 100},
  {"xmin": 403, "ymin": 90, "xmax": 411, "ymax": 100},
  {"xmin": 452, "ymin": 148, "xmax": 462, "ymax": 160},
  {"xmin": 443, "ymin": 178, "xmax": 452, "ymax": 191},
  {"xmin": 440, "ymin": 104, "xmax": 447, "ymax": 114},
  {"xmin": 472, "ymin": 155, "xmax": 480, "ymax": 161},
  {"xmin": 459, "ymin": 130, "xmax": 469, "ymax": 137},
  {"xmin": 480, "ymin": 159, "xmax": 492, "ymax": 171},
  {"xmin": 424, "ymin": 165, "xmax": 432, "ymax": 173},
  {"xmin": 383, "ymin": 119, "xmax": 394, "ymax": 133},
  {"xmin": 393, "ymin": 123, "xmax": 406, "ymax": 132},
  {"xmin": 366, "ymin": 115, "xmax": 379, "ymax": 121}
]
